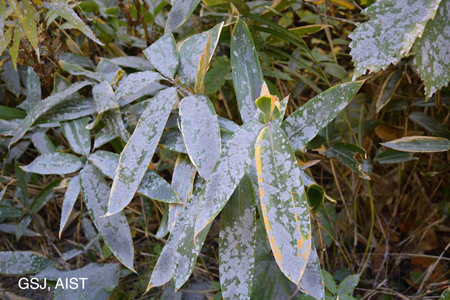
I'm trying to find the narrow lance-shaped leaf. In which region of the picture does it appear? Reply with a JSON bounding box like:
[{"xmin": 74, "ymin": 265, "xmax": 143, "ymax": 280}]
[
  {"xmin": 60, "ymin": 60, "xmax": 103, "ymax": 82},
  {"xmin": 59, "ymin": 175, "xmax": 80, "ymax": 238},
  {"xmin": 109, "ymin": 56, "xmax": 154, "ymax": 71},
  {"xmin": 231, "ymin": 18, "xmax": 264, "ymax": 123},
  {"xmin": 26, "ymin": 66, "xmax": 41, "ymax": 110},
  {"xmin": 114, "ymin": 71, "xmax": 163, "ymax": 107},
  {"xmin": 31, "ymin": 131, "xmax": 56, "ymax": 155},
  {"xmin": 30, "ymin": 179, "xmax": 61, "ymax": 214},
  {"xmin": 255, "ymin": 124, "xmax": 312, "ymax": 285},
  {"xmin": 144, "ymin": 32, "xmax": 178, "ymax": 78},
  {"xmin": 324, "ymin": 142, "xmax": 371, "ymax": 179},
  {"xmin": 22, "ymin": 152, "xmax": 83, "ymax": 175},
  {"xmin": 219, "ymin": 174, "xmax": 256, "ymax": 300},
  {"xmin": 169, "ymin": 154, "xmax": 196, "ymax": 231},
  {"xmin": 165, "ymin": 0, "xmax": 201, "ymax": 32},
  {"xmin": 282, "ymin": 81, "xmax": 363, "ymax": 150},
  {"xmin": 61, "ymin": 117, "xmax": 91, "ymax": 156},
  {"xmin": 194, "ymin": 121, "xmax": 265, "ymax": 236},
  {"xmin": 107, "ymin": 87, "xmax": 178, "ymax": 215},
  {"xmin": 414, "ymin": 0, "xmax": 450, "ymax": 98},
  {"xmin": 298, "ymin": 244, "xmax": 324, "ymax": 300},
  {"xmin": 179, "ymin": 95, "xmax": 221, "ymax": 180},
  {"xmin": 337, "ymin": 274, "xmax": 360, "ymax": 295},
  {"xmin": 44, "ymin": 0, "xmax": 104, "ymax": 45},
  {"xmin": 88, "ymin": 150, "xmax": 120, "ymax": 179},
  {"xmin": 349, "ymin": 0, "xmax": 441, "ymax": 79},
  {"xmin": 178, "ymin": 23, "xmax": 223, "ymax": 86},
  {"xmin": 156, "ymin": 204, "xmax": 170, "ymax": 239},
  {"xmin": 0, "ymin": 251, "xmax": 51, "ymax": 275},
  {"xmin": 80, "ymin": 164, "xmax": 135, "ymax": 271},
  {"xmin": 409, "ymin": 111, "xmax": 450, "ymax": 140},
  {"xmin": 375, "ymin": 149, "xmax": 418, "ymax": 164},
  {"xmin": 381, "ymin": 136, "xmax": 450, "ymax": 152},
  {"xmin": 9, "ymin": 81, "xmax": 93, "ymax": 146}
]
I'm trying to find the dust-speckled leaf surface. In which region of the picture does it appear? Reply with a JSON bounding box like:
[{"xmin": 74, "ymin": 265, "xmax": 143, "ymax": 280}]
[
  {"xmin": 26, "ymin": 66, "xmax": 41, "ymax": 110},
  {"xmin": 166, "ymin": 0, "xmax": 201, "ymax": 32},
  {"xmin": 88, "ymin": 150, "xmax": 119, "ymax": 179},
  {"xmin": 349, "ymin": 0, "xmax": 441, "ymax": 78},
  {"xmin": 415, "ymin": 0, "xmax": 450, "ymax": 98},
  {"xmin": 36, "ymin": 263, "xmax": 120, "ymax": 300},
  {"xmin": 137, "ymin": 171, "xmax": 180, "ymax": 204},
  {"xmin": 255, "ymin": 124, "xmax": 311, "ymax": 285},
  {"xmin": 80, "ymin": 164, "xmax": 134, "ymax": 271},
  {"xmin": 108, "ymin": 87, "xmax": 177, "ymax": 215},
  {"xmin": 61, "ymin": 117, "xmax": 91, "ymax": 156},
  {"xmin": 31, "ymin": 131, "xmax": 56, "ymax": 154},
  {"xmin": 231, "ymin": 18, "xmax": 264, "ymax": 124},
  {"xmin": 94, "ymin": 126, "xmax": 118, "ymax": 149},
  {"xmin": 102, "ymin": 108, "xmax": 130, "ymax": 142},
  {"xmin": 44, "ymin": 0, "xmax": 103, "ymax": 45},
  {"xmin": 219, "ymin": 174, "xmax": 256, "ymax": 300},
  {"xmin": 194, "ymin": 121, "xmax": 265, "ymax": 236},
  {"xmin": 0, "ymin": 251, "xmax": 51, "ymax": 275},
  {"xmin": 156, "ymin": 204, "xmax": 170, "ymax": 239},
  {"xmin": 324, "ymin": 142, "xmax": 371, "ymax": 179},
  {"xmin": 59, "ymin": 175, "xmax": 80, "ymax": 238},
  {"xmin": 169, "ymin": 154, "xmax": 196, "ymax": 231},
  {"xmin": 9, "ymin": 81, "xmax": 93, "ymax": 146},
  {"xmin": 60, "ymin": 60, "xmax": 103, "ymax": 82},
  {"xmin": 409, "ymin": 112, "xmax": 450, "ymax": 139},
  {"xmin": 109, "ymin": 56, "xmax": 154, "ymax": 71},
  {"xmin": 375, "ymin": 149, "xmax": 418, "ymax": 164},
  {"xmin": 159, "ymin": 129, "xmax": 188, "ymax": 153},
  {"xmin": 178, "ymin": 23, "xmax": 223, "ymax": 86},
  {"xmin": 381, "ymin": 136, "xmax": 450, "ymax": 152},
  {"xmin": 337, "ymin": 274, "xmax": 359, "ymax": 295},
  {"xmin": 298, "ymin": 244, "xmax": 324, "ymax": 299},
  {"xmin": 282, "ymin": 81, "xmax": 363, "ymax": 150},
  {"xmin": 179, "ymin": 95, "xmax": 221, "ymax": 180},
  {"xmin": 144, "ymin": 33, "xmax": 178, "ymax": 78},
  {"xmin": 22, "ymin": 152, "xmax": 83, "ymax": 175},
  {"xmin": 30, "ymin": 179, "xmax": 61, "ymax": 214},
  {"xmin": 114, "ymin": 71, "xmax": 163, "ymax": 106}
]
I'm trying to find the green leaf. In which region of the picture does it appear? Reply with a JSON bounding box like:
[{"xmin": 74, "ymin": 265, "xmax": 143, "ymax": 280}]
[
  {"xmin": 205, "ymin": 56, "xmax": 231, "ymax": 94},
  {"xmin": 298, "ymin": 244, "xmax": 324, "ymax": 300},
  {"xmin": 179, "ymin": 95, "xmax": 221, "ymax": 179},
  {"xmin": 9, "ymin": 81, "xmax": 93, "ymax": 146},
  {"xmin": 88, "ymin": 150, "xmax": 119, "ymax": 179},
  {"xmin": 165, "ymin": 0, "xmax": 201, "ymax": 32},
  {"xmin": 337, "ymin": 274, "xmax": 360, "ymax": 295},
  {"xmin": 156, "ymin": 204, "xmax": 170, "ymax": 239},
  {"xmin": 109, "ymin": 56, "xmax": 154, "ymax": 71},
  {"xmin": 414, "ymin": 0, "xmax": 450, "ymax": 98},
  {"xmin": 0, "ymin": 26, "xmax": 13, "ymax": 57},
  {"xmin": 44, "ymin": 0, "xmax": 103, "ymax": 45},
  {"xmin": 115, "ymin": 71, "xmax": 163, "ymax": 107},
  {"xmin": 322, "ymin": 270, "xmax": 336, "ymax": 295},
  {"xmin": 15, "ymin": 215, "xmax": 31, "ymax": 240},
  {"xmin": 60, "ymin": 60, "xmax": 103, "ymax": 82},
  {"xmin": 0, "ymin": 251, "xmax": 51, "ymax": 275},
  {"xmin": 0, "ymin": 105, "xmax": 26, "ymax": 120},
  {"xmin": 15, "ymin": 163, "xmax": 29, "ymax": 207},
  {"xmin": 168, "ymin": 154, "xmax": 196, "ymax": 231},
  {"xmin": 0, "ymin": 205, "xmax": 26, "ymax": 219},
  {"xmin": 178, "ymin": 23, "xmax": 223, "ymax": 87},
  {"xmin": 61, "ymin": 117, "xmax": 91, "ymax": 156},
  {"xmin": 282, "ymin": 81, "xmax": 363, "ymax": 150},
  {"xmin": 80, "ymin": 163, "xmax": 135, "ymax": 271},
  {"xmin": 159, "ymin": 129, "xmax": 188, "ymax": 154},
  {"xmin": 59, "ymin": 175, "xmax": 80, "ymax": 238},
  {"xmin": 144, "ymin": 32, "xmax": 178, "ymax": 79},
  {"xmin": 381, "ymin": 136, "xmax": 450, "ymax": 152},
  {"xmin": 324, "ymin": 142, "xmax": 370, "ymax": 179},
  {"xmin": 1, "ymin": 60, "xmax": 21, "ymax": 96},
  {"xmin": 34, "ymin": 97, "xmax": 96, "ymax": 125},
  {"xmin": 96, "ymin": 58, "xmax": 123, "ymax": 85},
  {"xmin": 21, "ymin": 152, "xmax": 83, "ymax": 175},
  {"xmin": 107, "ymin": 87, "xmax": 177, "ymax": 215},
  {"xmin": 193, "ymin": 121, "xmax": 265, "ymax": 236},
  {"xmin": 31, "ymin": 131, "xmax": 56, "ymax": 155},
  {"xmin": 30, "ymin": 179, "xmax": 61, "ymax": 214},
  {"xmin": 93, "ymin": 126, "xmax": 118, "ymax": 150},
  {"xmin": 219, "ymin": 174, "xmax": 256, "ymax": 300},
  {"xmin": 306, "ymin": 184, "xmax": 325, "ymax": 214},
  {"xmin": 26, "ymin": 67, "xmax": 41, "ymax": 110},
  {"xmin": 102, "ymin": 108, "xmax": 130, "ymax": 142},
  {"xmin": 440, "ymin": 288, "xmax": 450, "ymax": 300},
  {"xmin": 10, "ymin": 25, "xmax": 21, "ymax": 70},
  {"xmin": 255, "ymin": 124, "xmax": 311, "ymax": 285},
  {"xmin": 375, "ymin": 149, "xmax": 418, "ymax": 164},
  {"xmin": 137, "ymin": 171, "xmax": 181, "ymax": 204},
  {"xmin": 349, "ymin": 0, "xmax": 441, "ymax": 78},
  {"xmin": 231, "ymin": 18, "xmax": 264, "ymax": 124},
  {"xmin": 376, "ymin": 70, "xmax": 403, "ymax": 113},
  {"xmin": 409, "ymin": 112, "xmax": 450, "ymax": 140}
]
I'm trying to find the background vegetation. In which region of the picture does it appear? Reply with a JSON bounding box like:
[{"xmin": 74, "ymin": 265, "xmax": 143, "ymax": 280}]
[{"xmin": 1, "ymin": 0, "xmax": 450, "ymax": 299}]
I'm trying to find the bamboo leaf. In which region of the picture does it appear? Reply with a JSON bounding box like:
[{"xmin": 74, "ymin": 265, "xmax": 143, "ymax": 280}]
[
  {"xmin": 114, "ymin": 71, "xmax": 163, "ymax": 107},
  {"xmin": 409, "ymin": 112, "xmax": 450, "ymax": 140},
  {"xmin": 109, "ymin": 56, "xmax": 154, "ymax": 71},
  {"xmin": 30, "ymin": 179, "xmax": 61, "ymax": 213},
  {"xmin": 60, "ymin": 60, "xmax": 103, "ymax": 82},
  {"xmin": 324, "ymin": 142, "xmax": 371, "ymax": 179},
  {"xmin": 179, "ymin": 95, "xmax": 221, "ymax": 179},
  {"xmin": 298, "ymin": 244, "xmax": 324, "ymax": 299},
  {"xmin": 21, "ymin": 152, "xmax": 83, "ymax": 175},
  {"xmin": 26, "ymin": 66, "xmax": 41, "ymax": 110},
  {"xmin": 0, "ymin": 251, "xmax": 51, "ymax": 275},
  {"xmin": 375, "ymin": 149, "xmax": 418, "ymax": 164},
  {"xmin": 61, "ymin": 117, "xmax": 91, "ymax": 156},
  {"xmin": 44, "ymin": 0, "xmax": 103, "ymax": 45},
  {"xmin": 282, "ymin": 81, "xmax": 363, "ymax": 150},
  {"xmin": 88, "ymin": 150, "xmax": 119, "ymax": 179},
  {"xmin": 144, "ymin": 32, "xmax": 178, "ymax": 79},
  {"xmin": 381, "ymin": 136, "xmax": 450, "ymax": 152},
  {"xmin": 166, "ymin": 0, "xmax": 201, "ymax": 32},
  {"xmin": 219, "ymin": 174, "xmax": 256, "ymax": 300},
  {"xmin": 349, "ymin": 0, "xmax": 441, "ymax": 78},
  {"xmin": 156, "ymin": 204, "xmax": 170, "ymax": 239},
  {"xmin": 31, "ymin": 131, "xmax": 56, "ymax": 155},
  {"xmin": 59, "ymin": 175, "xmax": 80, "ymax": 238},
  {"xmin": 137, "ymin": 171, "xmax": 180, "ymax": 204},
  {"xmin": 194, "ymin": 121, "xmax": 264, "ymax": 236},
  {"xmin": 231, "ymin": 18, "xmax": 264, "ymax": 124},
  {"xmin": 178, "ymin": 23, "xmax": 223, "ymax": 86},
  {"xmin": 80, "ymin": 164, "xmax": 135, "ymax": 271},
  {"xmin": 255, "ymin": 124, "xmax": 311, "ymax": 285},
  {"xmin": 337, "ymin": 274, "xmax": 359, "ymax": 295},
  {"xmin": 107, "ymin": 87, "xmax": 177, "ymax": 215},
  {"xmin": 205, "ymin": 56, "xmax": 231, "ymax": 94}
]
